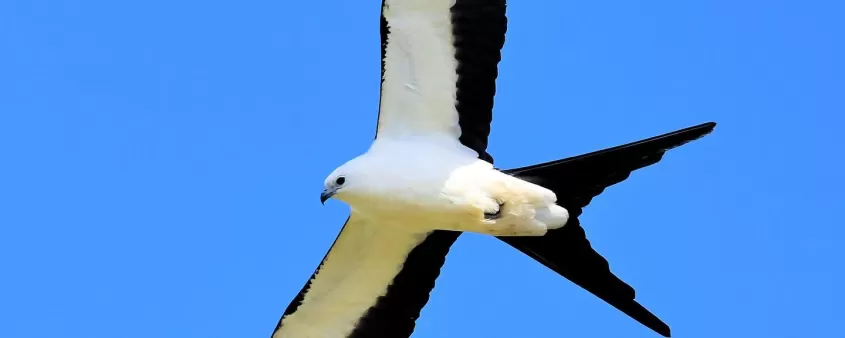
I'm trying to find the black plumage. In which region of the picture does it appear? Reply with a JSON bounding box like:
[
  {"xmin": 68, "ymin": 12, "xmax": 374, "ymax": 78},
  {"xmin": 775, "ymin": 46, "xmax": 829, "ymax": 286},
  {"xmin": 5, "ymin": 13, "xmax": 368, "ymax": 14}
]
[{"xmin": 272, "ymin": 0, "xmax": 715, "ymax": 336}]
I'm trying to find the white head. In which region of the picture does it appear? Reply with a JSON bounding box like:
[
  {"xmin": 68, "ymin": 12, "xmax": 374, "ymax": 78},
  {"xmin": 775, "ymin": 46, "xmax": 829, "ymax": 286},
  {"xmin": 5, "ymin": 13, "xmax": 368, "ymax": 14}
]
[{"xmin": 320, "ymin": 156, "xmax": 379, "ymax": 206}]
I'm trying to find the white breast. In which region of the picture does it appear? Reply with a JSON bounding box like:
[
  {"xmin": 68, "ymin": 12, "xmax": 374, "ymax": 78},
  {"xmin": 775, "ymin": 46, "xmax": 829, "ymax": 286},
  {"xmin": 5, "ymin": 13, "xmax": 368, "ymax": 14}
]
[{"xmin": 350, "ymin": 137, "xmax": 492, "ymax": 221}]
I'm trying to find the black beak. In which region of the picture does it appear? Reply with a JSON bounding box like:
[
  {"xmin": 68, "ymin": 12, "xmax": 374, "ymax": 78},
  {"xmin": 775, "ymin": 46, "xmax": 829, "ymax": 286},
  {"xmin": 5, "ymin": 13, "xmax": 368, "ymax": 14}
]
[{"xmin": 320, "ymin": 189, "xmax": 335, "ymax": 205}]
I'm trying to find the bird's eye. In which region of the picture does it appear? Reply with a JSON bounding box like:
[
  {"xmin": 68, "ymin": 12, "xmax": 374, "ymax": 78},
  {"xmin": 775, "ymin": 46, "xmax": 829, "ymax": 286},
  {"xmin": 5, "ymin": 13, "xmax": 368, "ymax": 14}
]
[{"xmin": 335, "ymin": 176, "xmax": 346, "ymax": 186}]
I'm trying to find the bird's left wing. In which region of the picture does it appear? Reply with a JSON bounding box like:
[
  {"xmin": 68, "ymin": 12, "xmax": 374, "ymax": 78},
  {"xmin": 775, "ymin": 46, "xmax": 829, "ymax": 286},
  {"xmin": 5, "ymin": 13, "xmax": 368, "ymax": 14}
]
[{"xmin": 376, "ymin": 0, "xmax": 507, "ymax": 162}]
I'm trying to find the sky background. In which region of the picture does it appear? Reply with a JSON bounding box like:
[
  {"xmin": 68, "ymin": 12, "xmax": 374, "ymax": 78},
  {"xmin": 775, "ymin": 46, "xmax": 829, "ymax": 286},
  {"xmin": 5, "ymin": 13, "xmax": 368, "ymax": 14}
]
[{"xmin": 1, "ymin": 0, "xmax": 843, "ymax": 337}]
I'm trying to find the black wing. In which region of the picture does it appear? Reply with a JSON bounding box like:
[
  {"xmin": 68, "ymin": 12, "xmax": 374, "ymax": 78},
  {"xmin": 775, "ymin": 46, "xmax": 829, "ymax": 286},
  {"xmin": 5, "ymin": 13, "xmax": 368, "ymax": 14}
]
[
  {"xmin": 375, "ymin": 0, "xmax": 507, "ymax": 163},
  {"xmin": 272, "ymin": 217, "xmax": 461, "ymax": 338},
  {"xmin": 348, "ymin": 230, "xmax": 461, "ymax": 337},
  {"xmin": 452, "ymin": 0, "xmax": 507, "ymax": 163},
  {"xmin": 276, "ymin": 2, "xmax": 508, "ymax": 336}
]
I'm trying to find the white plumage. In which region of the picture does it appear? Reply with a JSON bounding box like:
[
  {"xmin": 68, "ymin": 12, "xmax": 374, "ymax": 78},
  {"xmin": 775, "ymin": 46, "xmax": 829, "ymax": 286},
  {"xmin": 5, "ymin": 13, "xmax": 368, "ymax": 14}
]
[
  {"xmin": 275, "ymin": 1, "xmax": 568, "ymax": 336},
  {"xmin": 271, "ymin": 0, "xmax": 713, "ymax": 337},
  {"xmin": 320, "ymin": 0, "xmax": 569, "ymax": 237},
  {"xmin": 378, "ymin": 0, "xmax": 462, "ymax": 140},
  {"xmin": 324, "ymin": 139, "xmax": 570, "ymax": 236},
  {"xmin": 275, "ymin": 216, "xmax": 428, "ymax": 338}
]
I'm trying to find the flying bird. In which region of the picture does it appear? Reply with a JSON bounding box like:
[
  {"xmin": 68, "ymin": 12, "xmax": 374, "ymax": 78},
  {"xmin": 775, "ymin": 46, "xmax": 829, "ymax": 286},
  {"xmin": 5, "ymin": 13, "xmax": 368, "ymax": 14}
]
[{"xmin": 272, "ymin": 0, "xmax": 715, "ymax": 337}]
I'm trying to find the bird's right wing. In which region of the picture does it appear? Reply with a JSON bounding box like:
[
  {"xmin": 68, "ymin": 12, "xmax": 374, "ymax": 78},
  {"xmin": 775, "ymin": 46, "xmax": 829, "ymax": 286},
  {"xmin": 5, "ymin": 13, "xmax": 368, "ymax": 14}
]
[
  {"xmin": 273, "ymin": 3, "xmax": 510, "ymax": 333},
  {"xmin": 272, "ymin": 213, "xmax": 460, "ymax": 338}
]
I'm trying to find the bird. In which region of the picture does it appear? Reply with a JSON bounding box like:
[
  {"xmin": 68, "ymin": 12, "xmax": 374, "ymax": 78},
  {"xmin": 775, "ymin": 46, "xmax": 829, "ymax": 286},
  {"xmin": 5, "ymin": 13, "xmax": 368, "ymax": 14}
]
[{"xmin": 271, "ymin": 0, "xmax": 715, "ymax": 337}]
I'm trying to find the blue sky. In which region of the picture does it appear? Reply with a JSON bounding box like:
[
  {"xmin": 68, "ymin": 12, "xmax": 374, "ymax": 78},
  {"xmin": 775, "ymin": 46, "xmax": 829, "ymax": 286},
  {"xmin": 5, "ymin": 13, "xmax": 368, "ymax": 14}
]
[{"xmin": 1, "ymin": 0, "xmax": 842, "ymax": 337}]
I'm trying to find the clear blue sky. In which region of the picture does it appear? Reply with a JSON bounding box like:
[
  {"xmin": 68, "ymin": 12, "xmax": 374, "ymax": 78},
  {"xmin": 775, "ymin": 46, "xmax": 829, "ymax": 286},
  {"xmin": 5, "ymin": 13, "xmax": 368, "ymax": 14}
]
[{"xmin": 1, "ymin": 1, "xmax": 842, "ymax": 337}]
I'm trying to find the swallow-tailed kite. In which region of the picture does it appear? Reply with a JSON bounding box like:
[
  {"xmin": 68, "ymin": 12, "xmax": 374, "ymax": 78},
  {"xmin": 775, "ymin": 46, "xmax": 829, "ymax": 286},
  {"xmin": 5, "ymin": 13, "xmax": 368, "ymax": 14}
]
[{"xmin": 271, "ymin": 0, "xmax": 715, "ymax": 337}]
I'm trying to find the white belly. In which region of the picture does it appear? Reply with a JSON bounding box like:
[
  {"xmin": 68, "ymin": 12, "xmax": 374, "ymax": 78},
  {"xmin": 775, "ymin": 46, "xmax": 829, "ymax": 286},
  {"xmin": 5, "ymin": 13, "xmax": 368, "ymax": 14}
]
[
  {"xmin": 348, "ymin": 138, "xmax": 491, "ymax": 222},
  {"xmin": 339, "ymin": 137, "xmax": 569, "ymax": 236}
]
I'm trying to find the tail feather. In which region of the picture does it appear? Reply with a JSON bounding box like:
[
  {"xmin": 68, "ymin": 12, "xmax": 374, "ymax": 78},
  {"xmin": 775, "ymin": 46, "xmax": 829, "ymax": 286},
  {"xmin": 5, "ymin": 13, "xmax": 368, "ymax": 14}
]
[{"xmin": 498, "ymin": 122, "xmax": 716, "ymax": 337}]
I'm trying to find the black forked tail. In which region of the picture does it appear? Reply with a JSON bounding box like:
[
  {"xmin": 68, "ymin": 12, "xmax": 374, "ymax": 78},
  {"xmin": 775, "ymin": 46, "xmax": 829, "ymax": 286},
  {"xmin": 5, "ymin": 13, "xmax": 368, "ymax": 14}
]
[{"xmin": 498, "ymin": 122, "xmax": 716, "ymax": 337}]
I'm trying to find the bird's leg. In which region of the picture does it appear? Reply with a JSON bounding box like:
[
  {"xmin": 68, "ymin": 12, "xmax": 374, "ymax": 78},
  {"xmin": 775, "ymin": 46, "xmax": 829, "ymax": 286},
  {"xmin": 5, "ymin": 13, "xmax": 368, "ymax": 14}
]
[
  {"xmin": 439, "ymin": 196, "xmax": 550, "ymax": 237},
  {"xmin": 483, "ymin": 200, "xmax": 504, "ymax": 221}
]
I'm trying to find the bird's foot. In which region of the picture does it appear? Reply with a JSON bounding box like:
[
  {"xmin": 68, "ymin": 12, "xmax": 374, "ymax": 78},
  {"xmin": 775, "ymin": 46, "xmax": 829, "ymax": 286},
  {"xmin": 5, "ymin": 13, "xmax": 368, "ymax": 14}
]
[
  {"xmin": 478, "ymin": 201, "xmax": 549, "ymax": 237},
  {"xmin": 483, "ymin": 200, "xmax": 504, "ymax": 220}
]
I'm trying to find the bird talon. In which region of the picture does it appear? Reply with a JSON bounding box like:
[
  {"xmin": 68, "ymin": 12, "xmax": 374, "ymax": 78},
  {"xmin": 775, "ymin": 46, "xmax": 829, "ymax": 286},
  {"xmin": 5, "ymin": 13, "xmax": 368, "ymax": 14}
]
[{"xmin": 484, "ymin": 201, "xmax": 505, "ymax": 220}]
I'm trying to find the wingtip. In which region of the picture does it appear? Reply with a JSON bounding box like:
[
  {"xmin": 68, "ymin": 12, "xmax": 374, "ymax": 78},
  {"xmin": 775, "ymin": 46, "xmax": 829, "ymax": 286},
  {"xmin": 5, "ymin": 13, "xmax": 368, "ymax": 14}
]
[
  {"xmin": 683, "ymin": 121, "xmax": 717, "ymax": 135},
  {"xmin": 662, "ymin": 120, "xmax": 717, "ymax": 148},
  {"xmin": 658, "ymin": 324, "xmax": 672, "ymax": 337},
  {"xmin": 643, "ymin": 317, "xmax": 671, "ymax": 337},
  {"xmin": 594, "ymin": 325, "xmax": 670, "ymax": 338},
  {"xmin": 699, "ymin": 121, "xmax": 717, "ymax": 131},
  {"xmin": 616, "ymin": 300, "xmax": 672, "ymax": 338}
]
